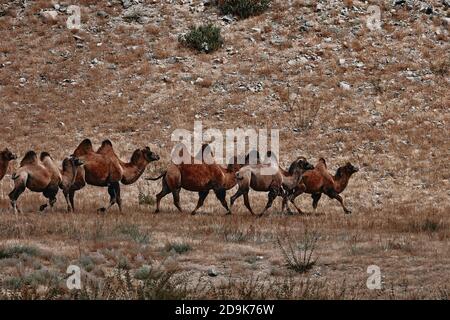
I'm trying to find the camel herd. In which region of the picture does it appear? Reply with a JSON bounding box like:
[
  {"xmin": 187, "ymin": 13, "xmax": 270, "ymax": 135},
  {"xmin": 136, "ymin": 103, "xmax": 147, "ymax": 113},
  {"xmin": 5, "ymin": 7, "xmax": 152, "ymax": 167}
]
[{"xmin": 0, "ymin": 140, "xmax": 359, "ymax": 216}]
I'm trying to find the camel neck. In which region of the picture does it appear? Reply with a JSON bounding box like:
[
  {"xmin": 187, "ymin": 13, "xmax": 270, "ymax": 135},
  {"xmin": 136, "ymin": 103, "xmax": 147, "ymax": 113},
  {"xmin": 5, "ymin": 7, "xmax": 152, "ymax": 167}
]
[
  {"xmin": 334, "ymin": 174, "xmax": 351, "ymax": 193},
  {"xmin": 0, "ymin": 160, "xmax": 9, "ymax": 178},
  {"xmin": 121, "ymin": 161, "xmax": 148, "ymax": 185}
]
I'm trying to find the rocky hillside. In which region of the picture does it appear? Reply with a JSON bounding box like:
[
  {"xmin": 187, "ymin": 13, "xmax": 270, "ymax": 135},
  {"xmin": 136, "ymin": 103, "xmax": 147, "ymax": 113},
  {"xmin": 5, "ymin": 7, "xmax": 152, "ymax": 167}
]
[{"xmin": 0, "ymin": 0, "xmax": 449, "ymax": 209}]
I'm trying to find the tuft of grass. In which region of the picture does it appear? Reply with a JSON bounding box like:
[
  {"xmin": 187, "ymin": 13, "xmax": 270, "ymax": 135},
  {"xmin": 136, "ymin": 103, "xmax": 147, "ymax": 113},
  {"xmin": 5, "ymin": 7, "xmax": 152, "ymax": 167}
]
[
  {"xmin": 179, "ymin": 24, "xmax": 223, "ymax": 53},
  {"xmin": 277, "ymin": 229, "xmax": 319, "ymax": 273},
  {"xmin": 0, "ymin": 245, "xmax": 40, "ymax": 260},
  {"xmin": 138, "ymin": 190, "xmax": 155, "ymax": 206},
  {"xmin": 165, "ymin": 242, "xmax": 192, "ymax": 255},
  {"xmin": 218, "ymin": 0, "xmax": 271, "ymax": 19},
  {"xmin": 408, "ymin": 218, "xmax": 446, "ymax": 233},
  {"xmin": 114, "ymin": 223, "xmax": 150, "ymax": 245}
]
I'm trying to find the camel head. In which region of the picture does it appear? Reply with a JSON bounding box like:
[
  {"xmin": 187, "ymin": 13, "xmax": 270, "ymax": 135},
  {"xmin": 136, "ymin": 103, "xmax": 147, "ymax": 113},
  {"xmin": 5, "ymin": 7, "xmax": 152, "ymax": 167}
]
[
  {"xmin": 62, "ymin": 155, "xmax": 84, "ymax": 171},
  {"xmin": 336, "ymin": 162, "xmax": 359, "ymax": 179},
  {"xmin": 141, "ymin": 147, "xmax": 160, "ymax": 163},
  {"xmin": 289, "ymin": 156, "xmax": 314, "ymax": 174},
  {"xmin": 0, "ymin": 148, "xmax": 17, "ymax": 161}
]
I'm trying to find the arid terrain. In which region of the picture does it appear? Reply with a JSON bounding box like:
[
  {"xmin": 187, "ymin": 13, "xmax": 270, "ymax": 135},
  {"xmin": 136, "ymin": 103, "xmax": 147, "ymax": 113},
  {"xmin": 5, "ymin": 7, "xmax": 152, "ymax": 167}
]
[{"xmin": 0, "ymin": 0, "xmax": 449, "ymax": 299}]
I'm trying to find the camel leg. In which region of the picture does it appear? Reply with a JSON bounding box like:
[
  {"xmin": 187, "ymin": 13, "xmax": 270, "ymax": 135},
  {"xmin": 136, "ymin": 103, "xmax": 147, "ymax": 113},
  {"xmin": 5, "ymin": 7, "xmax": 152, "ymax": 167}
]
[
  {"xmin": 288, "ymin": 198, "xmax": 304, "ymax": 215},
  {"xmin": 259, "ymin": 188, "xmax": 278, "ymax": 217},
  {"xmin": 327, "ymin": 191, "xmax": 351, "ymax": 214},
  {"xmin": 41, "ymin": 188, "xmax": 58, "ymax": 212},
  {"xmin": 116, "ymin": 184, "xmax": 122, "ymax": 213},
  {"xmin": 172, "ymin": 188, "xmax": 183, "ymax": 213},
  {"xmin": 155, "ymin": 179, "xmax": 171, "ymax": 213},
  {"xmin": 69, "ymin": 189, "xmax": 76, "ymax": 212},
  {"xmin": 214, "ymin": 188, "xmax": 230, "ymax": 215},
  {"xmin": 49, "ymin": 196, "xmax": 57, "ymax": 212},
  {"xmin": 191, "ymin": 191, "xmax": 209, "ymax": 216},
  {"xmin": 282, "ymin": 194, "xmax": 294, "ymax": 215},
  {"xmin": 98, "ymin": 182, "xmax": 120, "ymax": 213},
  {"xmin": 63, "ymin": 190, "xmax": 72, "ymax": 212},
  {"xmin": 9, "ymin": 184, "xmax": 25, "ymax": 214},
  {"xmin": 243, "ymin": 192, "xmax": 255, "ymax": 216},
  {"xmin": 287, "ymin": 187, "xmax": 305, "ymax": 214},
  {"xmin": 230, "ymin": 188, "xmax": 244, "ymax": 210},
  {"xmin": 312, "ymin": 193, "xmax": 322, "ymax": 211}
]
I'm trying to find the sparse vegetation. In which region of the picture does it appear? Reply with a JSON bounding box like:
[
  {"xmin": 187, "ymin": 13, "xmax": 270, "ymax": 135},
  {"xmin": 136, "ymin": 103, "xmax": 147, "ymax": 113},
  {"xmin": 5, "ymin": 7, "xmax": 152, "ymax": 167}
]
[
  {"xmin": 218, "ymin": 0, "xmax": 271, "ymax": 19},
  {"xmin": 165, "ymin": 241, "xmax": 192, "ymax": 254},
  {"xmin": 179, "ymin": 24, "xmax": 223, "ymax": 53},
  {"xmin": 114, "ymin": 224, "xmax": 151, "ymax": 245},
  {"xmin": 0, "ymin": 245, "xmax": 40, "ymax": 259},
  {"xmin": 277, "ymin": 229, "xmax": 319, "ymax": 273}
]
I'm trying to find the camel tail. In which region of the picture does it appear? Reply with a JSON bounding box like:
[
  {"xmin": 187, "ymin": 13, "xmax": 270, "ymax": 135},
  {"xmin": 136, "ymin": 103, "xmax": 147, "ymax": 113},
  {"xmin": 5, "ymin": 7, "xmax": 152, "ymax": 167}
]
[{"xmin": 145, "ymin": 171, "xmax": 166, "ymax": 181}]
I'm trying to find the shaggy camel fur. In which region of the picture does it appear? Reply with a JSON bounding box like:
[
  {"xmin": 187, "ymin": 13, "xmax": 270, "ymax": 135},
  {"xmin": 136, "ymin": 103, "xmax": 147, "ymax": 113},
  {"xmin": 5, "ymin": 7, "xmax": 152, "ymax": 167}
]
[
  {"xmin": 70, "ymin": 139, "xmax": 159, "ymax": 213},
  {"xmin": 0, "ymin": 148, "xmax": 17, "ymax": 181},
  {"xmin": 9, "ymin": 151, "xmax": 83, "ymax": 213},
  {"xmin": 230, "ymin": 154, "xmax": 313, "ymax": 216},
  {"xmin": 287, "ymin": 158, "xmax": 359, "ymax": 214},
  {"xmin": 147, "ymin": 144, "xmax": 259, "ymax": 215}
]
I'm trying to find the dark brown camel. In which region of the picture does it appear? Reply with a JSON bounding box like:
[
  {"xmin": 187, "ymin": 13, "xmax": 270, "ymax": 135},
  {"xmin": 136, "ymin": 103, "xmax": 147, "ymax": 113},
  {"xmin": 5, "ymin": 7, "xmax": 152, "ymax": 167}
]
[
  {"xmin": 147, "ymin": 144, "xmax": 259, "ymax": 215},
  {"xmin": 70, "ymin": 139, "xmax": 159, "ymax": 213},
  {"xmin": 287, "ymin": 158, "xmax": 359, "ymax": 214},
  {"xmin": 0, "ymin": 148, "xmax": 17, "ymax": 182}
]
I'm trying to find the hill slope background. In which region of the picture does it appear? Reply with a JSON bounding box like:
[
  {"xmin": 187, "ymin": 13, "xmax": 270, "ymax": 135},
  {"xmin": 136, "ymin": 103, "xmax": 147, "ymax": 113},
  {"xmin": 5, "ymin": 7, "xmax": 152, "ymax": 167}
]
[{"xmin": 0, "ymin": 0, "xmax": 448, "ymax": 299}]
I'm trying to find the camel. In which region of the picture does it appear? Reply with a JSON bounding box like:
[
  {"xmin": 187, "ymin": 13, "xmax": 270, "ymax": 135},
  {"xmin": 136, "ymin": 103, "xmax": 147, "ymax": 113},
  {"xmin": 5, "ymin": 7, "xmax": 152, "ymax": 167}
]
[
  {"xmin": 8, "ymin": 151, "xmax": 83, "ymax": 214},
  {"xmin": 230, "ymin": 153, "xmax": 314, "ymax": 216},
  {"xmin": 147, "ymin": 144, "xmax": 259, "ymax": 215},
  {"xmin": 70, "ymin": 139, "xmax": 160, "ymax": 213},
  {"xmin": 0, "ymin": 148, "xmax": 17, "ymax": 181},
  {"xmin": 286, "ymin": 158, "xmax": 359, "ymax": 214}
]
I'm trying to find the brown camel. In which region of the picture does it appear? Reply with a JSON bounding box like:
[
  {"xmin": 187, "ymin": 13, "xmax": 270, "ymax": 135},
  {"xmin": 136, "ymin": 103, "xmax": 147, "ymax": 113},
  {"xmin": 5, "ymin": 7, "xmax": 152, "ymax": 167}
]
[
  {"xmin": 9, "ymin": 151, "xmax": 83, "ymax": 213},
  {"xmin": 287, "ymin": 158, "xmax": 359, "ymax": 214},
  {"xmin": 0, "ymin": 148, "xmax": 17, "ymax": 181},
  {"xmin": 230, "ymin": 153, "xmax": 314, "ymax": 216},
  {"xmin": 70, "ymin": 139, "xmax": 159, "ymax": 213},
  {"xmin": 147, "ymin": 144, "xmax": 259, "ymax": 215}
]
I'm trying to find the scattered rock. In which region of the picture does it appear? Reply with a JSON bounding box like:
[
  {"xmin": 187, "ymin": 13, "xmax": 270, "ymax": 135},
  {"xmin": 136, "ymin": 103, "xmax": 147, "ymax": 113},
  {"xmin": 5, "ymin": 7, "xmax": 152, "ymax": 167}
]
[
  {"xmin": 41, "ymin": 10, "xmax": 58, "ymax": 21},
  {"xmin": 207, "ymin": 268, "xmax": 218, "ymax": 277},
  {"xmin": 97, "ymin": 10, "xmax": 109, "ymax": 18},
  {"xmin": 339, "ymin": 81, "xmax": 351, "ymax": 90},
  {"xmin": 222, "ymin": 15, "xmax": 233, "ymax": 23}
]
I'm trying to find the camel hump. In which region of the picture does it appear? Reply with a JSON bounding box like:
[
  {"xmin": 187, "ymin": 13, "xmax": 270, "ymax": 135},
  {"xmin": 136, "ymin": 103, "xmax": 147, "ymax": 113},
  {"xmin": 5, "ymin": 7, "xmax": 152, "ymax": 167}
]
[
  {"xmin": 317, "ymin": 158, "xmax": 327, "ymax": 168},
  {"xmin": 101, "ymin": 139, "xmax": 113, "ymax": 147},
  {"xmin": 20, "ymin": 151, "xmax": 38, "ymax": 166},
  {"xmin": 40, "ymin": 152, "xmax": 52, "ymax": 161},
  {"xmin": 97, "ymin": 139, "xmax": 115, "ymax": 155},
  {"xmin": 74, "ymin": 139, "xmax": 94, "ymax": 156}
]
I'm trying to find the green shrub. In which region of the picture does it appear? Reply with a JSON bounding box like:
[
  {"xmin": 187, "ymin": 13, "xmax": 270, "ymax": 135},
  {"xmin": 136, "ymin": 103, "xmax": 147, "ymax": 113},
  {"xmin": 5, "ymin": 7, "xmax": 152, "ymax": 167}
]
[
  {"xmin": 218, "ymin": 0, "xmax": 271, "ymax": 19},
  {"xmin": 179, "ymin": 24, "xmax": 223, "ymax": 53}
]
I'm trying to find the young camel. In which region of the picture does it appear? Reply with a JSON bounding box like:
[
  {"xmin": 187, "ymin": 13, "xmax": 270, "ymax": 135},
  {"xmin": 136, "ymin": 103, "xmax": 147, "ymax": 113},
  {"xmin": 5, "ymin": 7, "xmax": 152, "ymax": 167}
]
[
  {"xmin": 0, "ymin": 148, "xmax": 17, "ymax": 181},
  {"xmin": 286, "ymin": 158, "xmax": 359, "ymax": 214},
  {"xmin": 70, "ymin": 139, "xmax": 159, "ymax": 213},
  {"xmin": 147, "ymin": 144, "xmax": 258, "ymax": 215},
  {"xmin": 9, "ymin": 151, "xmax": 83, "ymax": 213},
  {"xmin": 230, "ymin": 153, "xmax": 314, "ymax": 217}
]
